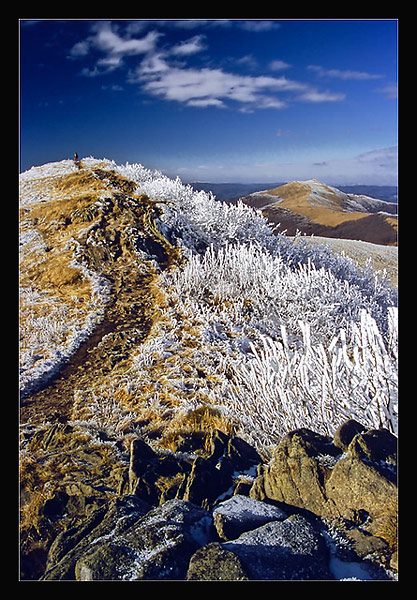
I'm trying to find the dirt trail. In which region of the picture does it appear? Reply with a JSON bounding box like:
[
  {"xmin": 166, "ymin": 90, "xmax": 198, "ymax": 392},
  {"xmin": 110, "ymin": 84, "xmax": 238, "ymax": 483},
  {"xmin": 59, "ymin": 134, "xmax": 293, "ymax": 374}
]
[
  {"xmin": 20, "ymin": 269, "xmax": 157, "ymax": 424},
  {"xmin": 20, "ymin": 169, "xmax": 180, "ymax": 426}
]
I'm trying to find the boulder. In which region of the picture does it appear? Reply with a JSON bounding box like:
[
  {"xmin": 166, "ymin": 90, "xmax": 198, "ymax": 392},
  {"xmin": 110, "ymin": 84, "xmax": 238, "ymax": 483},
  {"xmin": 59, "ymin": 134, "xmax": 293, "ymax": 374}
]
[
  {"xmin": 182, "ymin": 456, "xmax": 233, "ymax": 510},
  {"xmin": 32, "ymin": 423, "xmax": 397, "ymax": 580},
  {"xmin": 333, "ymin": 419, "xmax": 365, "ymax": 451},
  {"xmin": 250, "ymin": 425, "xmax": 397, "ymax": 522},
  {"xmin": 341, "ymin": 528, "xmax": 389, "ymax": 560},
  {"xmin": 172, "ymin": 430, "xmax": 262, "ymax": 510},
  {"xmin": 186, "ymin": 543, "xmax": 249, "ymax": 580},
  {"xmin": 43, "ymin": 498, "xmax": 213, "ymax": 581},
  {"xmin": 42, "ymin": 495, "xmax": 150, "ymax": 580},
  {"xmin": 75, "ymin": 499, "xmax": 214, "ymax": 581},
  {"xmin": 128, "ymin": 437, "xmax": 158, "ymax": 496},
  {"xmin": 250, "ymin": 428, "xmax": 340, "ymax": 517},
  {"xmin": 325, "ymin": 452, "xmax": 397, "ymax": 520},
  {"xmin": 128, "ymin": 431, "xmax": 262, "ymax": 510},
  {"xmin": 347, "ymin": 429, "xmax": 397, "ymax": 465},
  {"xmin": 212, "ymin": 495, "xmax": 287, "ymax": 541},
  {"xmin": 223, "ymin": 514, "xmax": 331, "ymax": 580}
]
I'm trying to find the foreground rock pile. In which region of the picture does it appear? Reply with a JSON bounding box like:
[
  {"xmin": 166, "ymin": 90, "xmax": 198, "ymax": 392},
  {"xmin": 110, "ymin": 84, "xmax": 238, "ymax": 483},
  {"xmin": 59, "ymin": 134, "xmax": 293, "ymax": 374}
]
[{"xmin": 20, "ymin": 419, "xmax": 397, "ymax": 580}]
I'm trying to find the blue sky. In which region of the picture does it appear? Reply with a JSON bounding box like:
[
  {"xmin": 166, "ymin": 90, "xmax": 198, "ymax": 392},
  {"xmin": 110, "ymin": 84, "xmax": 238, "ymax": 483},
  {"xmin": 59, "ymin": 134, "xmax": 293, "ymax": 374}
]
[{"xmin": 20, "ymin": 19, "xmax": 398, "ymax": 184}]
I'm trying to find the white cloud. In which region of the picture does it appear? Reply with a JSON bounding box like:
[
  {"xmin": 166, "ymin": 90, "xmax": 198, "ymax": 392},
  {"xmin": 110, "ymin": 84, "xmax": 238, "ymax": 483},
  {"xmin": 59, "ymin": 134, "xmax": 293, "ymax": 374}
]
[
  {"xmin": 308, "ymin": 64, "xmax": 383, "ymax": 81},
  {"xmin": 376, "ymin": 84, "xmax": 397, "ymax": 99},
  {"xmin": 70, "ymin": 22, "xmax": 162, "ymax": 74},
  {"xmin": 269, "ymin": 60, "xmax": 291, "ymax": 71},
  {"xmin": 187, "ymin": 98, "xmax": 226, "ymax": 108},
  {"xmin": 69, "ymin": 22, "xmax": 348, "ymax": 111},
  {"xmin": 69, "ymin": 40, "xmax": 90, "ymax": 57},
  {"xmin": 136, "ymin": 63, "xmax": 307, "ymax": 109},
  {"xmin": 90, "ymin": 22, "xmax": 161, "ymax": 57},
  {"xmin": 297, "ymin": 89, "xmax": 346, "ymax": 102},
  {"xmin": 239, "ymin": 21, "xmax": 281, "ymax": 32},
  {"xmin": 356, "ymin": 146, "xmax": 397, "ymax": 166},
  {"xmin": 235, "ymin": 55, "xmax": 259, "ymax": 69},
  {"xmin": 134, "ymin": 59, "xmax": 347, "ymax": 110},
  {"xmin": 170, "ymin": 34, "xmax": 206, "ymax": 56}
]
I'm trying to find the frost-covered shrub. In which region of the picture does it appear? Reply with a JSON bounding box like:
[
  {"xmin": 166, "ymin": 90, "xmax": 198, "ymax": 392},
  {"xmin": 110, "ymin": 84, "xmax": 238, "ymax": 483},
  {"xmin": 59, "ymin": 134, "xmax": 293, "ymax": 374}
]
[
  {"xmin": 20, "ymin": 158, "xmax": 397, "ymax": 451},
  {"xmin": 227, "ymin": 308, "xmax": 398, "ymax": 448},
  {"xmin": 110, "ymin": 159, "xmax": 397, "ymax": 448},
  {"xmin": 160, "ymin": 239, "xmax": 398, "ymax": 448},
  {"xmin": 112, "ymin": 159, "xmax": 396, "ymax": 327},
  {"xmin": 163, "ymin": 242, "xmax": 393, "ymax": 346}
]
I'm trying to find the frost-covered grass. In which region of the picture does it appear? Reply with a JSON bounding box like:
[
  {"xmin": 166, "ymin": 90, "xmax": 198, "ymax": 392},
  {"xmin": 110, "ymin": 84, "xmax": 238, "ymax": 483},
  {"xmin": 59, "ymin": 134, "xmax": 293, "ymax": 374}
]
[
  {"xmin": 19, "ymin": 264, "xmax": 109, "ymax": 398},
  {"xmin": 19, "ymin": 161, "xmax": 112, "ymax": 397},
  {"xmin": 19, "ymin": 158, "xmax": 398, "ymax": 450},
  {"xmin": 112, "ymin": 159, "xmax": 396, "ymax": 328},
  {"xmin": 108, "ymin": 159, "xmax": 397, "ymax": 446},
  {"xmin": 156, "ymin": 240, "xmax": 397, "ymax": 445},
  {"xmin": 228, "ymin": 309, "xmax": 397, "ymax": 446}
]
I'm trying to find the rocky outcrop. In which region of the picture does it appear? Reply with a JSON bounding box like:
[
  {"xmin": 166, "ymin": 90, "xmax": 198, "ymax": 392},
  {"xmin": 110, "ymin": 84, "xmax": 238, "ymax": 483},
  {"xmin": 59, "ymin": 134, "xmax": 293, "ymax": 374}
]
[
  {"xmin": 48, "ymin": 499, "xmax": 213, "ymax": 581},
  {"xmin": 249, "ymin": 423, "xmax": 397, "ymax": 527},
  {"xmin": 212, "ymin": 495, "xmax": 287, "ymax": 541},
  {"xmin": 21, "ymin": 421, "xmax": 398, "ymax": 580}
]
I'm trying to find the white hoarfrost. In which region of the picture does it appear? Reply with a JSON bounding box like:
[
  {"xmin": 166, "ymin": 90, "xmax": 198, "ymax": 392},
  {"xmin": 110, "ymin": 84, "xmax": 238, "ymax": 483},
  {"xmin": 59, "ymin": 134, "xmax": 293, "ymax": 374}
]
[
  {"xmin": 19, "ymin": 158, "xmax": 398, "ymax": 448},
  {"xmin": 19, "ymin": 158, "xmax": 112, "ymax": 397}
]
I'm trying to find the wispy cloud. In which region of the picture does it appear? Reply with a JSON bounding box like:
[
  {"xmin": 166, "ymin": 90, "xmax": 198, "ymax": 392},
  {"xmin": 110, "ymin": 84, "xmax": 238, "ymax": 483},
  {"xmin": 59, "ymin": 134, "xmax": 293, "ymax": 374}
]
[
  {"xmin": 133, "ymin": 58, "xmax": 308, "ymax": 110},
  {"xmin": 69, "ymin": 22, "xmax": 348, "ymax": 111},
  {"xmin": 169, "ymin": 20, "xmax": 281, "ymax": 32},
  {"xmin": 69, "ymin": 21, "xmax": 162, "ymax": 74},
  {"xmin": 269, "ymin": 59, "xmax": 291, "ymax": 71},
  {"xmin": 170, "ymin": 34, "xmax": 206, "ymax": 56},
  {"xmin": 308, "ymin": 64, "xmax": 384, "ymax": 81},
  {"xmin": 239, "ymin": 20, "xmax": 281, "ymax": 32},
  {"xmin": 297, "ymin": 89, "xmax": 346, "ymax": 102},
  {"xmin": 376, "ymin": 84, "xmax": 397, "ymax": 99},
  {"xmin": 173, "ymin": 146, "xmax": 398, "ymax": 184}
]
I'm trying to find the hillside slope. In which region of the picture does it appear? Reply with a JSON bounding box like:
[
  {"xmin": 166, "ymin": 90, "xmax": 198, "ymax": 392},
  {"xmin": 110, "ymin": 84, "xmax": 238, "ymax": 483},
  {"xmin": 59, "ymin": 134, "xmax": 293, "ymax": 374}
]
[
  {"xmin": 19, "ymin": 158, "xmax": 398, "ymax": 580},
  {"xmin": 20, "ymin": 157, "xmax": 398, "ymax": 439},
  {"xmin": 242, "ymin": 179, "xmax": 398, "ymax": 245}
]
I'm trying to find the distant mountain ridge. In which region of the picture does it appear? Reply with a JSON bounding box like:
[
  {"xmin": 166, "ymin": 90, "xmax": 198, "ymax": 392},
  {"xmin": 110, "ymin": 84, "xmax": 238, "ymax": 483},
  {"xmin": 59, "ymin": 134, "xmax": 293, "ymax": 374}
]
[
  {"xmin": 240, "ymin": 179, "xmax": 397, "ymax": 246},
  {"xmin": 190, "ymin": 181, "xmax": 398, "ymax": 204}
]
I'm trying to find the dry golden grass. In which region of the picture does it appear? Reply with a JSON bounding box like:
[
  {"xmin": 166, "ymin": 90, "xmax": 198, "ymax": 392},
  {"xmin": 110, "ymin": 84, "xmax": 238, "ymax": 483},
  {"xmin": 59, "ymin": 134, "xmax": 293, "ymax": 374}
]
[
  {"xmin": 28, "ymin": 250, "xmax": 91, "ymax": 300},
  {"xmin": 157, "ymin": 406, "xmax": 237, "ymax": 453},
  {"xmin": 265, "ymin": 181, "xmax": 311, "ymax": 202},
  {"xmin": 20, "ymin": 170, "xmax": 110, "ymax": 301},
  {"xmin": 286, "ymin": 204, "xmax": 369, "ymax": 227},
  {"xmin": 263, "ymin": 181, "xmax": 374, "ymax": 227},
  {"xmin": 20, "ymin": 164, "xmax": 234, "ymax": 460},
  {"xmin": 20, "ymin": 423, "xmax": 119, "ymax": 536},
  {"xmin": 385, "ymin": 216, "xmax": 398, "ymax": 231}
]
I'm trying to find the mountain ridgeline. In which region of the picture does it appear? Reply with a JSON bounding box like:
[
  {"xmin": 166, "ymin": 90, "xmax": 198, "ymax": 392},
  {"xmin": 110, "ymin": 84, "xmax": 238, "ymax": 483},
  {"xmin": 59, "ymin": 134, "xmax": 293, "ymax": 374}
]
[
  {"xmin": 240, "ymin": 179, "xmax": 397, "ymax": 246},
  {"xmin": 190, "ymin": 181, "xmax": 398, "ymax": 204},
  {"xmin": 19, "ymin": 158, "xmax": 397, "ymax": 580}
]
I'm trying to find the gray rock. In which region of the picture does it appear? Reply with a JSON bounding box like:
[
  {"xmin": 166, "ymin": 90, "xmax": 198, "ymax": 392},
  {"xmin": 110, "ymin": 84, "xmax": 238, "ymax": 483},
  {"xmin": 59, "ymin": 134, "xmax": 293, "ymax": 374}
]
[
  {"xmin": 213, "ymin": 495, "xmax": 287, "ymax": 540},
  {"xmin": 42, "ymin": 495, "xmax": 150, "ymax": 580},
  {"xmin": 223, "ymin": 514, "xmax": 331, "ymax": 580},
  {"xmin": 186, "ymin": 543, "xmax": 249, "ymax": 580},
  {"xmin": 75, "ymin": 499, "xmax": 214, "ymax": 580}
]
